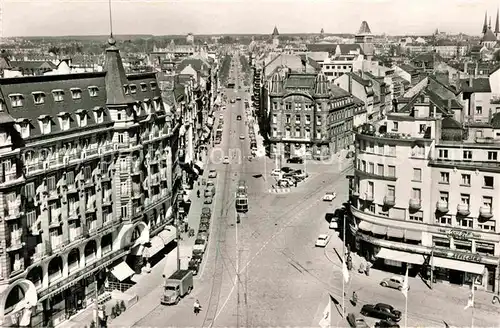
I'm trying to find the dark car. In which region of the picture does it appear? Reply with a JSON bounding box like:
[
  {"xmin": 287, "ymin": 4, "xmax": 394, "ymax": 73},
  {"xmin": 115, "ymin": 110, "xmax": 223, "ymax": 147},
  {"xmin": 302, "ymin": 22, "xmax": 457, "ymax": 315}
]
[
  {"xmin": 215, "ymin": 138, "xmax": 221, "ymax": 144},
  {"xmin": 361, "ymin": 303, "xmax": 402, "ymax": 322},
  {"xmin": 201, "ymin": 212, "xmax": 211, "ymax": 219},
  {"xmin": 237, "ymin": 115, "xmax": 242, "ymax": 120},
  {"xmin": 199, "ymin": 223, "xmax": 209, "ymax": 233},
  {"xmin": 200, "ymin": 218, "xmax": 210, "ymax": 226},
  {"xmin": 375, "ymin": 320, "xmax": 400, "ymax": 328},
  {"xmin": 287, "ymin": 157, "xmax": 304, "ymax": 164},
  {"xmin": 188, "ymin": 258, "xmax": 201, "ymax": 275},
  {"xmin": 281, "ymin": 166, "xmax": 294, "ymax": 173},
  {"xmin": 202, "ymin": 207, "xmax": 211, "ymax": 215}
]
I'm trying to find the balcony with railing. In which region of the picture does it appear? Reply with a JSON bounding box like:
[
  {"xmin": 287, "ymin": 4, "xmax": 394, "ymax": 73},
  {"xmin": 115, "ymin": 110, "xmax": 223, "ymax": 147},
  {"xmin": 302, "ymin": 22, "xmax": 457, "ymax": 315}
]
[
  {"xmin": 160, "ymin": 168, "xmax": 168, "ymax": 180},
  {"xmin": 409, "ymin": 198, "xmax": 421, "ymax": 211},
  {"xmin": 31, "ymin": 243, "xmax": 45, "ymax": 265},
  {"xmin": 7, "ymin": 230, "xmax": 23, "ymax": 251},
  {"xmin": 457, "ymin": 203, "xmax": 470, "ymax": 216},
  {"xmin": 436, "ymin": 200, "xmax": 449, "ymax": 213},
  {"xmin": 479, "ymin": 205, "xmax": 493, "ymax": 220},
  {"xmin": 50, "ymin": 234, "xmax": 63, "ymax": 250},
  {"xmin": 11, "ymin": 259, "xmax": 24, "ymax": 277},
  {"xmin": 131, "ymin": 160, "xmax": 141, "ymax": 174},
  {"xmin": 132, "ymin": 185, "xmax": 142, "ymax": 199},
  {"xmin": 5, "ymin": 196, "xmax": 22, "ymax": 220},
  {"xmin": 49, "ymin": 208, "xmax": 62, "ymax": 228},
  {"xmin": 383, "ymin": 195, "xmax": 395, "ymax": 207},
  {"xmin": 88, "ymin": 219, "xmax": 98, "ymax": 233},
  {"xmin": 86, "ymin": 196, "xmax": 96, "ymax": 212},
  {"xmin": 69, "ymin": 226, "xmax": 83, "ymax": 240},
  {"xmin": 151, "ymin": 173, "xmax": 160, "ymax": 186},
  {"xmin": 103, "ymin": 190, "xmax": 113, "ymax": 205},
  {"xmin": 0, "ymin": 170, "xmax": 21, "ymax": 185}
]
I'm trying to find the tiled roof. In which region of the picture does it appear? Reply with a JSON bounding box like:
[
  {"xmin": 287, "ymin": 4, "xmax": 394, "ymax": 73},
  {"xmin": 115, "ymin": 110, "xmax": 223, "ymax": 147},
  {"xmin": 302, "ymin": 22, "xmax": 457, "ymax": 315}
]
[
  {"xmin": 264, "ymin": 54, "xmax": 317, "ymax": 78},
  {"xmin": 338, "ymin": 44, "xmax": 364, "ymax": 55},
  {"xmin": 411, "ymin": 52, "xmax": 444, "ymax": 63},
  {"xmin": 10, "ymin": 60, "xmax": 56, "ymax": 70},
  {"xmin": 398, "ymin": 64, "xmax": 418, "ymax": 74},
  {"xmin": 441, "ymin": 116, "xmax": 462, "ymax": 129},
  {"xmin": 329, "ymin": 84, "xmax": 350, "ymax": 98},
  {"xmin": 306, "ymin": 43, "xmax": 337, "ymax": 53},
  {"xmin": 459, "ymin": 78, "xmax": 491, "ymax": 93},
  {"xmin": 0, "ymin": 66, "xmax": 161, "ymax": 139},
  {"xmin": 347, "ymin": 72, "xmax": 371, "ymax": 87},
  {"xmin": 176, "ymin": 58, "xmax": 210, "ymax": 75}
]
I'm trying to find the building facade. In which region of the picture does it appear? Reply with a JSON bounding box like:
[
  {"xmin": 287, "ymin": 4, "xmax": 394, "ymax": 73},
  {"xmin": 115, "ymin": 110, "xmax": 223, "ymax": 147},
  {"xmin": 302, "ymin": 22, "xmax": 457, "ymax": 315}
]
[
  {"xmin": 267, "ymin": 72, "xmax": 363, "ymax": 160},
  {"xmin": 0, "ymin": 38, "xmax": 187, "ymax": 327},
  {"xmin": 348, "ymin": 90, "xmax": 500, "ymax": 293}
]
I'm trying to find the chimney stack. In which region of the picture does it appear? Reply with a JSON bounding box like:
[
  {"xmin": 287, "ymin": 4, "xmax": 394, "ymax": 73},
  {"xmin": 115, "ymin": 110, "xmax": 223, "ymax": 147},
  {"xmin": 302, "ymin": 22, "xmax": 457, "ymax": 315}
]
[
  {"xmin": 447, "ymin": 98, "xmax": 452, "ymax": 111},
  {"xmin": 469, "ymin": 76, "xmax": 473, "ymax": 87}
]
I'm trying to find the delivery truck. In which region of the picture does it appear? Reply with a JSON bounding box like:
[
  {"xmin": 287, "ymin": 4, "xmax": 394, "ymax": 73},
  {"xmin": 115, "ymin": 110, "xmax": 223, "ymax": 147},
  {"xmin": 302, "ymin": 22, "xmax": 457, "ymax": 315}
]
[{"xmin": 161, "ymin": 270, "xmax": 193, "ymax": 305}]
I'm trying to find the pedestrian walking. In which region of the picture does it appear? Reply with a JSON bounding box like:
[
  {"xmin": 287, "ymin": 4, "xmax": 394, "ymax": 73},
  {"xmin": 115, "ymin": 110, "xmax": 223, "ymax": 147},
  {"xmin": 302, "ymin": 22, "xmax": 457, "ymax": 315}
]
[{"xmin": 194, "ymin": 299, "xmax": 201, "ymax": 315}]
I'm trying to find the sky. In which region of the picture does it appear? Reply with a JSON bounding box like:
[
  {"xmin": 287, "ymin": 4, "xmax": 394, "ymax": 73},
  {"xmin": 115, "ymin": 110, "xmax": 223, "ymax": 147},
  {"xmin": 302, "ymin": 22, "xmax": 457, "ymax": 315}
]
[{"xmin": 2, "ymin": 0, "xmax": 500, "ymax": 37}]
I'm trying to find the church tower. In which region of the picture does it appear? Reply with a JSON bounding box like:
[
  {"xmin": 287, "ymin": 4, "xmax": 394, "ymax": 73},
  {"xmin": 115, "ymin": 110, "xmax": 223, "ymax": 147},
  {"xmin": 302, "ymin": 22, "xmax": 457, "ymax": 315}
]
[
  {"xmin": 272, "ymin": 26, "xmax": 280, "ymax": 48},
  {"xmin": 355, "ymin": 21, "xmax": 374, "ymax": 60}
]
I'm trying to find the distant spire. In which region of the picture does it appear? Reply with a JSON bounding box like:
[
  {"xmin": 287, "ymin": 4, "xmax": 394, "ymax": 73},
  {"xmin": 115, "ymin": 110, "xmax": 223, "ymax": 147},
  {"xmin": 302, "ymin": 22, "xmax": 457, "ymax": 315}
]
[
  {"xmin": 495, "ymin": 8, "xmax": 499, "ymax": 34},
  {"xmin": 108, "ymin": 0, "xmax": 114, "ymax": 43},
  {"xmin": 483, "ymin": 11, "xmax": 488, "ymax": 34}
]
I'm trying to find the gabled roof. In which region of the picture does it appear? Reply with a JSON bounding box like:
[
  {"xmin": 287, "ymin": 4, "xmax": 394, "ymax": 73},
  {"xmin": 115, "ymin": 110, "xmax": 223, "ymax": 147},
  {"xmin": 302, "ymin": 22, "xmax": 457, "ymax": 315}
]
[
  {"xmin": 10, "ymin": 60, "xmax": 56, "ymax": 70},
  {"xmin": 482, "ymin": 28, "xmax": 497, "ymax": 42},
  {"xmin": 441, "ymin": 116, "xmax": 462, "ymax": 129},
  {"xmin": 346, "ymin": 72, "xmax": 371, "ymax": 87},
  {"xmin": 459, "ymin": 78, "xmax": 491, "ymax": 93},
  {"xmin": 176, "ymin": 58, "xmax": 210, "ymax": 75},
  {"xmin": 306, "ymin": 43, "xmax": 337, "ymax": 53},
  {"xmin": 397, "ymin": 63, "xmax": 418, "ymax": 75}
]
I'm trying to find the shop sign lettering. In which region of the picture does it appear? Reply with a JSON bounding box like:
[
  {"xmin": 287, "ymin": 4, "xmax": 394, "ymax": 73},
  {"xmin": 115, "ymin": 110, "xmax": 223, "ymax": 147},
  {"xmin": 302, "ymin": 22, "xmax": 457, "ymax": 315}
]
[
  {"xmin": 437, "ymin": 228, "xmax": 480, "ymax": 241},
  {"xmin": 449, "ymin": 252, "xmax": 482, "ymax": 263}
]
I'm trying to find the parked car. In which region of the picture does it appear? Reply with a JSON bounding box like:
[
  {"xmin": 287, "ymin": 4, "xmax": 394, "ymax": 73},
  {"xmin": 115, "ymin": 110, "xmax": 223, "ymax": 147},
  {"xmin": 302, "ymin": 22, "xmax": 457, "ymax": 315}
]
[
  {"xmin": 230, "ymin": 99, "xmax": 235, "ymax": 103},
  {"xmin": 322, "ymin": 192, "xmax": 337, "ymax": 201},
  {"xmin": 360, "ymin": 303, "xmax": 402, "ymax": 322},
  {"xmin": 347, "ymin": 313, "xmax": 370, "ymax": 328},
  {"xmin": 278, "ymin": 178, "xmax": 293, "ymax": 187},
  {"xmin": 199, "ymin": 223, "xmax": 209, "ymax": 233},
  {"xmin": 202, "ymin": 207, "xmax": 211, "ymax": 215},
  {"xmin": 271, "ymin": 169, "xmax": 282, "ymax": 178},
  {"xmin": 239, "ymin": 135, "xmax": 245, "ymax": 140},
  {"xmin": 329, "ymin": 218, "xmax": 339, "ymax": 229},
  {"xmin": 375, "ymin": 320, "xmax": 400, "ymax": 328},
  {"xmin": 207, "ymin": 179, "xmax": 215, "ymax": 188},
  {"xmin": 287, "ymin": 157, "xmax": 304, "ymax": 164},
  {"xmin": 192, "ymin": 238, "xmax": 207, "ymax": 254},
  {"xmin": 292, "ymin": 169, "xmax": 308, "ymax": 180},
  {"xmin": 315, "ymin": 234, "xmax": 331, "ymax": 247},
  {"xmin": 380, "ymin": 276, "xmax": 409, "ymax": 291},
  {"xmin": 237, "ymin": 115, "xmax": 242, "ymax": 120},
  {"xmin": 204, "ymin": 197, "xmax": 213, "ymax": 204},
  {"xmin": 215, "ymin": 138, "xmax": 221, "ymax": 144},
  {"xmin": 236, "ymin": 97, "xmax": 241, "ymax": 101},
  {"xmin": 208, "ymin": 170, "xmax": 217, "ymax": 178},
  {"xmin": 280, "ymin": 166, "xmax": 293, "ymax": 173},
  {"xmin": 223, "ymin": 156, "xmax": 230, "ymax": 164},
  {"xmin": 197, "ymin": 231, "xmax": 209, "ymax": 241}
]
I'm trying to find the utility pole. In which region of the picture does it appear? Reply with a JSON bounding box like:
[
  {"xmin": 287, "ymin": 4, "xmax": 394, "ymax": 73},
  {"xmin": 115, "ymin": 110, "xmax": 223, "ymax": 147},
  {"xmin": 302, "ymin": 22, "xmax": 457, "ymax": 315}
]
[
  {"xmin": 176, "ymin": 196, "xmax": 183, "ymax": 271},
  {"xmin": 429, "ymin": 246, "xmax": 434, "ymax": 289}
]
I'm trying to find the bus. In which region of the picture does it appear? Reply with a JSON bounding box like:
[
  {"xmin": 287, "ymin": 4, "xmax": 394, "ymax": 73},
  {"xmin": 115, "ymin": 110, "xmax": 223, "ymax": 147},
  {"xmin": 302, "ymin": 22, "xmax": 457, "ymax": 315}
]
[
  {"xmin": 235, "ymin": 180, "xmax": 248, "ymax": 212},
  {"xmin": 227, "ymin": 82, "xmax": 235, "ymax": 89}
]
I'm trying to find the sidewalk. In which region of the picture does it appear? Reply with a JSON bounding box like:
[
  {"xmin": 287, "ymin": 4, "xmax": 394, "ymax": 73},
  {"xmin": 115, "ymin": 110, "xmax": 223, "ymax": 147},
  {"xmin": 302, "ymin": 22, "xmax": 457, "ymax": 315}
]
[{"xmin": 58, "ymin": 175, "xmax": 211, "ymax": 328}]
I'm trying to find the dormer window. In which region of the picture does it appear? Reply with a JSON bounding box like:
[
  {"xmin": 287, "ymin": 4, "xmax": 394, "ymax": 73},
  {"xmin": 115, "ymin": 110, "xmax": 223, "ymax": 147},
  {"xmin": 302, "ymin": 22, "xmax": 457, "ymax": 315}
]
[
  {"xmin": 75, "ymin": 109, "xmax": 88, "ymax": 127},
  {"xmin": 38, "ymin": 115, "xmax": 52, "ymax": 134},
  {"xmin": 70, "ymin": 88, "xmax": 82, "ymax": 100},
  {"xmin": 32, "ymin": 92, "xmax": 45, "ymax": 105},
  {"xmin": 133, "ymin": 103, "xmax": 140, "ymax": 116},
  {"xmin": 15, "ymin": 119, "xmax": 30, "ymax": 138},
  {"xmin": 0, "ymin": 100, "xmax": 5, "ymax": 112},
  {"xmin": 142, "ymin": 99, "xmax": 151, "ymax": 114},
  {"xmin": 88, "ymin": 86, "xmax": 99, "ymax": 97},
  {"xmin": 93, "ymin": 107, "xmax": 104, "ymax": 124},
  {"xmin": 140, "ymin": 83, "xmax": 147, "ymax": 92},
  {"xmin": 129, "ymin": 85, "xmax": 137, "ymax": 94},
  {"xmin": 57, "ymin": 112, "xmax": 71, "ymax": 131},
  {"xmin": 52, "ymin": 90, "xmax": 64, "ymax": 102},
  {"xmin": 123, "ymin": 85, "xmax": 130, "ymax": 95},
  {"xmin": 9, "ymin": 94, "xmax": 24, "ymax": 108},
  {"xmin": 153, "ymin": 98, "xmax": 161, "ymax": 111},
  {"xmin": 150, "ymin": 82, "xmax": 157, "ymax": 90}
]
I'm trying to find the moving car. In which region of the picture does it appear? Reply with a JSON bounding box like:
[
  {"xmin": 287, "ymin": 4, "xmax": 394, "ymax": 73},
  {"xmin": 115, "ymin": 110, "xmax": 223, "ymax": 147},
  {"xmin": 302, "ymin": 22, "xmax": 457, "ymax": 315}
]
[
  {"xmin": 292, "ymin": 169, "xmax": 308, "ymax": 180},
  {"xmin": 322, "ymin": 192, "xmax": 337, "ymax": 201},
  {"xmin": 236, "ymin": 97, "xmax": 241, "ymax": 101},
  {"xmin": 237, "ymin": 115, "xmax": 242, "ymax": 120},
  {"xmin": 206, "ymin": 180, "xmax": 215, "ymax": 188},
  {"xmin": 347, "ymin": 313, "xmax": 370, "ymax": 328},
  {"xmin": 315, "ymin": 234, "xmax": 331, "ymax": 247},
  {"xmin": 215, "ymin": 138, "xmax": 221, "ymax": 144},
  {"xmin": 287, "ymin": 156, "xmax": 304, "ymax": 164},
  {"xmin": 223, "ymin": 156, "xmax": 230, "ymax": 164},
  {"xmin": 208, "ymin": 170, "xmax": 217, "ymax": 178},
  {"xmin": 230, "ymin": 99, "xmax": 235, "ymax": 103},
  {"xmin": 380, "ymin": 276, "xmax": 409, "ymax": 291},
  {"xmin": 204, "ymin": 197, "xmax": 213, "ymax": 204},
  {"xmin": 360, "ymin": 303, "xmax": 402, "ymax": 322},
  {"xmin": 202, "ymin": 207, "xmax": 211, "ymax": 215},
  {"xmin": 239, "ymin": 135, "xmax": 245, "ymax": 140},
  {"xmin": 192, "ymin": 239, "xmax": 207, "ymax": 254},
  {"xmin": 375, "ymin": 320, "xmax": 400, "ymax": 328}
]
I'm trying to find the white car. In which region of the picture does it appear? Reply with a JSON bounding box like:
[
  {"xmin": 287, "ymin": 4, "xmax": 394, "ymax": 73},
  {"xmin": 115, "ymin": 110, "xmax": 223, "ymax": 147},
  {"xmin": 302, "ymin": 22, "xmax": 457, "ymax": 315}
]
[
  {"xmin": 322, "ymin": 192, "xmax": 337, "ymax": 201},
  {"xmin": 271, "ymin": 169, "xmax": 282, "ymax": 178},
  {"xmin": 329, "ymin": 219, "xmax": 338, "ymax": 229},
  {"xmin": 208, "ymin": 169, "xmax": 217, "ymax": 178},
  {"xmin": 239, "ymin": 135, "xmax": 245, "ymax": 140},
  {"xmin": 315, "ymin": 234, "xmax": 331, "ymax": 247},
  {"xmin": 223, "ymin": 156, "xmax": 230, "ymax": 164},
  {"xmin": 193, "ymin": 239, "xmax": 207, "ymax": 254}
]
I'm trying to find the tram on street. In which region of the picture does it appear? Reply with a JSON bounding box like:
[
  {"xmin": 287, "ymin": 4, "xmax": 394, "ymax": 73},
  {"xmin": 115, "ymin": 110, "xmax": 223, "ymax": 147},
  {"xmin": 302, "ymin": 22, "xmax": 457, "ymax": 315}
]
[{"xmin": 235, "ymin": 180, "xmax": 248, "ymax": 212}]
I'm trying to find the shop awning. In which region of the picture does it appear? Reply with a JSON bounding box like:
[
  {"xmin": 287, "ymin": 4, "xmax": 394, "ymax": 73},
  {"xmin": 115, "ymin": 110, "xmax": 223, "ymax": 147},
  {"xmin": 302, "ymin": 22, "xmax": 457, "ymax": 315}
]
[
  {"xmin": 376, "ymin": 248, "xmax": 425, "ymax": 265},
  {"xmin": 431, "ymin": 257, "xmax": 485, "ymax": 275},
  {"xmin": 165, "ymin": 206, "xmax": 173, "ymax": 219},
  {"xmin": 207, "ymin": 117, "xmax": 214, "ymax": 127},
  {"xmin": 110, "ymin": 261, "xmax": 135, "ymax": 282},
  {"xmin": 158, "ymin": 226, "xmax": 177, "ymax": 245},
  {"xmin": 372, "ymin": 225, "xmax": 388, "ymax": 235},
  {"xmin": 387, "ymin": 227, "xmax": 404, "ymax": 238},
  {"xmin": 359, "ymin": 221, "xmax": 372, "ymax": 232},
  {"xmin": 144, "ymin": 236, "xmax": 165, "ymax": 258},
  {"xmin": 405, "ymin": 230, "xmax": 422, "ymax": 241}
]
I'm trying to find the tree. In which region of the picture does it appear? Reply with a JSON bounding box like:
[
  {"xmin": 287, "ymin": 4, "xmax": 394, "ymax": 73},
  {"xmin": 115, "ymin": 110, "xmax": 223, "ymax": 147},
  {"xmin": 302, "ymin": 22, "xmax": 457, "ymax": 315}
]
[{"xmin": 48, "ymin": 46, "xmax": 60, "ymax": 55}]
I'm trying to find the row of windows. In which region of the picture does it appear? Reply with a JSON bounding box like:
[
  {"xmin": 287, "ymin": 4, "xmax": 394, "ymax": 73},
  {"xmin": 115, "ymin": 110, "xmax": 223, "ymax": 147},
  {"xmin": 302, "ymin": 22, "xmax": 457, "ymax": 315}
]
[
  {"xmin": 273, "ymin": 114, "xmax": 323, "ymax": 125},
  {"xmin": 438, "ymin": 191, "xmax": 493, "ymax": 209},
  {"xmin": 438, "ymin": 148, "xmax": 498, "ymax": 161},
  {"xmin": 272, "ymin": 127, "xmax": 323, "ymax": 139},
  {"xmin": 323, "ymin": 64, "xmax": 352, "ymax": 70},
  {"xmin": 7, "ymin": 81, "xmax": 157, "ymax": 108},
  {"xmin": 439, "ymin": 171, "xmax": 495, "ymax": 188},
  {"xmin": 358, "ymin": 160, "xmax": 397, "ymax": 178}
]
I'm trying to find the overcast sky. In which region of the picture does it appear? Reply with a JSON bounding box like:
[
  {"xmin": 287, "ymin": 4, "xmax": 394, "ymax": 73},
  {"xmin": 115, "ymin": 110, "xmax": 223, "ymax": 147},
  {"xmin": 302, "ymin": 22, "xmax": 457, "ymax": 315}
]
[{"xmin": 2, "ymin": 0, "xmax": 500, "ymax": 37}]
